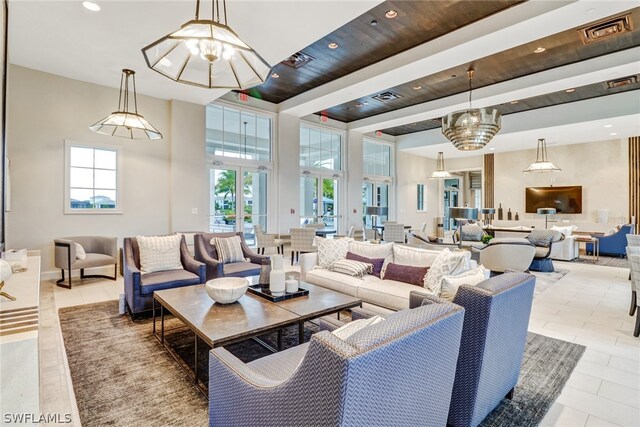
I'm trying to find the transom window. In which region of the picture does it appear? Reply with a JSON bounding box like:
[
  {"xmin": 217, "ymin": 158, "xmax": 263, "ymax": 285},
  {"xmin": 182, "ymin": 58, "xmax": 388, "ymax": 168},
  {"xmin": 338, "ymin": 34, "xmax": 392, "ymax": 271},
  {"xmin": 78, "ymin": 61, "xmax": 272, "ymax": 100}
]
[
  {"xmin": 363, "ymin": 140, "xmax": 392, "ymax": 177},
  {"xmin": 65, "ymin": 141, "xmax": 122, "ymax": 213},
  {"xmin": 206, "ymin": 104, "xmax": 272, "ymax": 161},
  {"xmin": 299, "ymin": 126, "xmax": 342, "ymax": 171}
]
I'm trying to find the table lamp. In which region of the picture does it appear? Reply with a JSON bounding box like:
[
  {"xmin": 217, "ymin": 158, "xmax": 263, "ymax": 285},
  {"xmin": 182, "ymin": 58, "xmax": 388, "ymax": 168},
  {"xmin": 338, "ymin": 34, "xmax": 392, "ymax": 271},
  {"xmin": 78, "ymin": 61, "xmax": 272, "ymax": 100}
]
[
  {"xmin": 480, "ymin": 208, "xmax": 495, "ymax": 226},
  {"xmin": 449, "ymin": 207, "xmax": 479, "ymax": 249},
  {"xmin": 537, "ymin": 208, "xmax": 556, "ymax": 229},
  {"xmin": 366, "ymin": 206, "xmax": 389, "ymax": 242}
]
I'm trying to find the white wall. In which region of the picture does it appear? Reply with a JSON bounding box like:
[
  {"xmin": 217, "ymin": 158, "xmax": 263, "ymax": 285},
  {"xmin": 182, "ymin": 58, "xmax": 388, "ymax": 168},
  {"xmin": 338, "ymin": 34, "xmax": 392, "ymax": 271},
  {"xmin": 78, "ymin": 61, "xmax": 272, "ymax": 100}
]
[
  {"xmin": 346, "ymin": 131, "xmax": 364, "ymax": 230},
  {"xmin": 277, "ymin": 113, "xmax": 301, "ymax": 233},
  {"xmin": 395, "ymin": 151, "xmax": 438, "ymax": 233}
]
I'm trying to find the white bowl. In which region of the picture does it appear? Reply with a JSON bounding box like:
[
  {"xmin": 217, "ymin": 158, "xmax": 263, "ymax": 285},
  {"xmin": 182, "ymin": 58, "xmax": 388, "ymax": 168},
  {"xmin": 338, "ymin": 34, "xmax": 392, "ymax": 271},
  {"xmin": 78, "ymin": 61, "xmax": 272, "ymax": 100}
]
[{"xmin": 205, "ymin": 277, "xmax": 249, "ymax": 304}]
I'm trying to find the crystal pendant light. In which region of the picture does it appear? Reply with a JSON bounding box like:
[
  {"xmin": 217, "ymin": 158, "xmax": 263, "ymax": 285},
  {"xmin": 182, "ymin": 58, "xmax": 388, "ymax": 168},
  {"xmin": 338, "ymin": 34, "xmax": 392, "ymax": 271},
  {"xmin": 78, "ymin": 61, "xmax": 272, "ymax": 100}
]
[
  {"xmin": 428, "ymin": 152, "xmax": 453, "ymax": 179},
  {"xmin": 523, "ymin": 139, "xmax": 561, "ymax": 173},
  {"xmin": 442, "ymin": 69, "xmax": 501, "ymax": 151},
  {"xmin": 90, "ymin": 69, "xmax": 162, "ymax": 140},
  {"xmin": 142, "ymin": 0, "xmax": 271, "ymax": 89}
]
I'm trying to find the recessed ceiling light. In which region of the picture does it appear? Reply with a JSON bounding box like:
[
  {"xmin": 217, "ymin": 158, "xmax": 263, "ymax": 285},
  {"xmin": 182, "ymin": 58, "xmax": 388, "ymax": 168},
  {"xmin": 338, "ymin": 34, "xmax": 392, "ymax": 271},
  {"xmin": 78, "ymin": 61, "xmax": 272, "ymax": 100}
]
[
  {"xmin": 385, "ymin": 10, "xmax": 398, "ymax": 19},
  {"xmin": 565, "ymin": 88, "xmax": 576, "ymax": 93},
  {"xmin": 610, "ymin": 132, "xmax": 618, "ymax": 136},
  {"xmin": 604, "ymin": 124, "xmax": 613, "ymax": 128},
  {"xmin": 370, "ymin": 19, "xmax": 378, "ymax": 26},
  {"xmin": 363, "ymin": 101, "xmax": 368, "ymax": 105},
  {"xmin": 271, "ymin": 73, "xmax": 279, "ymax": 78},
  {"xmin": 355, "ymin": 103, "xmax": 363, "ymax": 107},
  {"xmin": 328, "ymin": 42, "xmax": 339, "ymax": 49},
  {"xmin": 82, "ymin": 1, "xmax": 100, "ymax": 12},
  {"xmin": 489, "ymin": 147, "xmax": 496, "ymax": 151},
  {"xmin": 413, "ymin": 85, "xmax": 422, "ymax": 90},
  {"xmin": 510, "ymin": 100, "xmax": 518, "ymax": 104},
  {"xmin": 411, "ymin": 123, "xmax": 417, "ymax": 126},
  {"xmin": 534, "ymin": 47, "xmax": 546, "ymax": 53}
]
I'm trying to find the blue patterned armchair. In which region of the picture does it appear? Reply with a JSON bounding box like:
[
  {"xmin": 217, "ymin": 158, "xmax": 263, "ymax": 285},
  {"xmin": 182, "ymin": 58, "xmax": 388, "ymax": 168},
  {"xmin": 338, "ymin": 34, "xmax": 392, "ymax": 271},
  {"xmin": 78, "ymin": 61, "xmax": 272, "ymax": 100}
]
[
  {"xmin": 587, "ymin": 224, "xmax": 635, "ymax": 257},
  {"xmin": 208, "ymin": 299, "xmax": 465, "ymax": 427}
]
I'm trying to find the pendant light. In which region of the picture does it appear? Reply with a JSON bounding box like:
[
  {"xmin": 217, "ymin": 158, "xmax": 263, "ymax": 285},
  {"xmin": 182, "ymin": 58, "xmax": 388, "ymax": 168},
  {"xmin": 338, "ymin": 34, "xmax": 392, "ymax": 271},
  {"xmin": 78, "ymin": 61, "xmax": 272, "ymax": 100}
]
[
  {"xmin": 142, "ymin": 0, "xmax": 271, "ymax": 89},
  {"xmin": 442, "ymin": 68, "xmax": 501, "ymax": 151},
  {"xmin": 428, "ymin": 152, "xmax": 453, "ymax": 179},
  {"xmin": 523, "ymin": 138, "xmax": 561, "ymax": 173},
  {"xmin": 90, "ymin": 69, "xmax": 162, "ymax": 140}
]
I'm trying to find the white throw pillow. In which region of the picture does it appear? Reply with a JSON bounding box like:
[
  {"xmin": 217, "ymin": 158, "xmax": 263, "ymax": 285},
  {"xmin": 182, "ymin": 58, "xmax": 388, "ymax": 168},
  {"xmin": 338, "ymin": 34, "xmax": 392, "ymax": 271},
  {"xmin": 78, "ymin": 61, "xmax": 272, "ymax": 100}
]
[
  {"xmin": 440, "ymin": 266, "xmax": 489, "ymax": 301},
  {"xmin": 211, "ymin": 236, "xmax": 246, "ymax": 264},
  {"xmin": 74, "ymin": 242, "xmax": 86, "ymax": 260},
  {"xmin": 332, "ymin": 316, "xmax": 384, "ymax": 340},
  {"xmin": 314, "ymin": 237, "xmax": 352, "ymax": 269},
  {"xmin": 392, "ymin": 245, "xmax": 439, "ymax": 267},
  {"xmin": 551, "ymin": 225, "xmax": 574, "ymax": 236},
  {"xmin": 329, "ymin": 258, "xmax": 373, "ymax": 278},
  {"xmin": 136, "ymin": 235, "xmax": 183, "ymax": 274},
  {"xmin": 347, "ymin": 241, "xmax": 394, "ymax": 263},
  {"xmin": 424, "ymin": 249, "xmax": 472, "ymax": 295}
]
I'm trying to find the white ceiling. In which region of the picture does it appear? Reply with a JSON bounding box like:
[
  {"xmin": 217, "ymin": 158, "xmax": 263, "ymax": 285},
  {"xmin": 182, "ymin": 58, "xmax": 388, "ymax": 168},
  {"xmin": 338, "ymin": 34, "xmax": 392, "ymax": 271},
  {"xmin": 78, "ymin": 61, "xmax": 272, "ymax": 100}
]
[{"xmin": 8, "ymin": 0, "xmax": 380, "ymax": 104}]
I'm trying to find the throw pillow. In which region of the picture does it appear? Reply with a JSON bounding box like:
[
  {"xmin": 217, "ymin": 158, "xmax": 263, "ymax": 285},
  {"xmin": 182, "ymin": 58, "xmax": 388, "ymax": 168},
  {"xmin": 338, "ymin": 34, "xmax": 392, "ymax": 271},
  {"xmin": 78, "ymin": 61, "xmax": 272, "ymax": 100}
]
[
  {"xmin": 346, "ymin": 251, "xmax": 385, "ymax": 277},
  {"xmin": 211, "ymin": 236, "xmax": 246, "ymax": 264},
  {"xmin": 347, "ymin": 241, "xmax": 394, "ymax": 262},
  {"xmin": 551, "ymin": 225, "xmax": 574, "ymax": 236},
  {"xmin": 314, "ymin": 237, "xmax": 351, "ymax": 269},
  {"xmin": 392, "ymin": 244, "xmax": 439, "ymax": 267},
  {"xmin": 424, "ymin": 248, "xmax": 472, "ymax": 295},
  {"xmin": 136, "ymin": 235, "xmax": 183, "ymax": 274},
  {"xmin": 526, "ymin": 230, "xmax": 553, "ymax": 247},
  {"xmin": 382, "ymin": 263, "xmax": 430, "ymax": 287},
  {"xmin": 74, "ymin": 242, "xmax": 87, "ymax": 260},
  {"xmin": 440, "ymin": 266, "xmax": 488, "ymax": 301},
  {"xmin": 332, "ymin": 316, "xmax": 384, "ymax": 340},
  {"xmin": 461, "ymin": 224, "xmax": 484, "ymax": 241},
  {"xmin": 329, "ymin": 258, "xmax": 373, "ymax": 278}
]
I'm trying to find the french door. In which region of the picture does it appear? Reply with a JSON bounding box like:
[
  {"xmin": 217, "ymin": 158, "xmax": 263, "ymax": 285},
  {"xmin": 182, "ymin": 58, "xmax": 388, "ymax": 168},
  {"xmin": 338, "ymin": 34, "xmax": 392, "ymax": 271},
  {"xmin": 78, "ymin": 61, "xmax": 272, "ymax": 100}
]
[
  {"xmin": 210, "ymin": 166, "xmax": 269, "ymax": 246},
  {"xmin": 300, "ymin": 174, "xmax": 340, "ymax": 231},
  {"xmin": 363, "ymin": 180, "xmax": 390, "ymax": 227}
]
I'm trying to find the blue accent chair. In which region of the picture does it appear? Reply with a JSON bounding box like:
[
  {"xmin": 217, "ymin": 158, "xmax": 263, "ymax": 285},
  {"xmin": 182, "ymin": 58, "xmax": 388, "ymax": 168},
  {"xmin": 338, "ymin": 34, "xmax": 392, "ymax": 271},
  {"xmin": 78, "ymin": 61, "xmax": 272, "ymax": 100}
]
[
  {"xmin": 587, "ymin": 224, "xmax": 635, "ymax": 257},
  {"xmin": 123, "ymin": 236, "xmax": 205, "ymax": 317},
  {"xmin": 208, "ymin": 297, "xmax": 465, "ymax": 427}
]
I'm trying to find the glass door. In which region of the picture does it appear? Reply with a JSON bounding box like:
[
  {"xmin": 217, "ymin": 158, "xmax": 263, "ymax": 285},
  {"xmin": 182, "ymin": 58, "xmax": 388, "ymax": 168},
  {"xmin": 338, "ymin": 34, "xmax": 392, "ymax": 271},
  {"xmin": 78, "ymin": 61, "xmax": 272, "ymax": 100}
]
[
  {"xmin": 300, "ymin": 174, "xmax": 341, "ymax": 231},
  {"xmin": 363, "ymin": 180, "xmax": 390, "ymax": 227},
  {"xmin": 443, "ymin": 178, "xmax": 460, "ymax": 231},
  {"xmin": 242, "ymin": 169, "xmax": 269, "ymax": 246},
  {"xmin": 210, "ymin": 167, "xmax": 239, "ymax": 233}
]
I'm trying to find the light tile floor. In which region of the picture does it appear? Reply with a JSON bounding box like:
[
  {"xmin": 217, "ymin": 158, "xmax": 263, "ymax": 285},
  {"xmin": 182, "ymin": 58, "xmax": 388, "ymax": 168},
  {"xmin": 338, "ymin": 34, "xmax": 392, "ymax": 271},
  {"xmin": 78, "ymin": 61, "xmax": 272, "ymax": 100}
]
[{"xmin": 39, "ymin": 261, "xmax": 640, "ymax": 426}]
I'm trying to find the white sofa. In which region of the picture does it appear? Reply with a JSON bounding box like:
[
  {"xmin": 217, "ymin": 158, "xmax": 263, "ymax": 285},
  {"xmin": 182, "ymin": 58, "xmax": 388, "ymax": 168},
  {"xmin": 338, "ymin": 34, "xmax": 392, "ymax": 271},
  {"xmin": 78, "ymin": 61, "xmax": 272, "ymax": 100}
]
[{"xmin": 300, "ymin": 242, "xmax": 476, "ymax": 311}]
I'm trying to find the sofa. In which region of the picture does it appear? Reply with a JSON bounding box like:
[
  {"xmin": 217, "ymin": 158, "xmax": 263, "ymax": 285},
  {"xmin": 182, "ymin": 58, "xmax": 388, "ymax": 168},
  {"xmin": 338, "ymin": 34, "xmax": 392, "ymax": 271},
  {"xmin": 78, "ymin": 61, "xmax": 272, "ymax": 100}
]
[
  {"xmin": 194, "ymin": 232, "xmax": 268, "ymax": 281},
  {"xmin": 301, "ymin": 241, "xmax": 477, "ymax": 311},
  {"xmin": 587, "ymin": 224, "xmax": 635, "ymax": 257}
]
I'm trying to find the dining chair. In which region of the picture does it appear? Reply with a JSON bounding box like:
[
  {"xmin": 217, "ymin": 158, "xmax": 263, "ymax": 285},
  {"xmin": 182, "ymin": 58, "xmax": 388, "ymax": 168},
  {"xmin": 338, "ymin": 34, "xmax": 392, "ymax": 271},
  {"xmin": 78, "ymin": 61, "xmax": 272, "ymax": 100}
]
[{"xmin": 289, "ymin": 228, "xmax": 317, "ymax": 264}]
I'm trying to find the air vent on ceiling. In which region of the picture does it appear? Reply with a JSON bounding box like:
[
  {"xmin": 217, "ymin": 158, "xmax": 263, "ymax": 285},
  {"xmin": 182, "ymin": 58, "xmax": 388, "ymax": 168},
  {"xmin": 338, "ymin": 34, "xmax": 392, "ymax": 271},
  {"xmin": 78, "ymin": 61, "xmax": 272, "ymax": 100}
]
[
  {"xmin": 281, "ymin": 52, "xmax": 315, "ymax": 68},
  {"xmin": 606, "ymin": 75, "xmax": 639, "ymax": 89},
  {"xmin": 372, "ymin": 91, "xmax": 402, "ymax": 102},
  {"xmin": 578, "ymin": 14, "xmax": 633, "ymax": 44}
]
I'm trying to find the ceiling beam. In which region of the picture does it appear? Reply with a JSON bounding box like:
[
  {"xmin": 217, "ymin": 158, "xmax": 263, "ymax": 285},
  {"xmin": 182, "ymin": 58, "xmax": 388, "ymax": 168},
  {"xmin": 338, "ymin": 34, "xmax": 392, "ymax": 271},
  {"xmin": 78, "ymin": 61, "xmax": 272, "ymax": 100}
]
[{"xmin": 278, "ymin": 0, "xmax": 636, "ymax": 118}]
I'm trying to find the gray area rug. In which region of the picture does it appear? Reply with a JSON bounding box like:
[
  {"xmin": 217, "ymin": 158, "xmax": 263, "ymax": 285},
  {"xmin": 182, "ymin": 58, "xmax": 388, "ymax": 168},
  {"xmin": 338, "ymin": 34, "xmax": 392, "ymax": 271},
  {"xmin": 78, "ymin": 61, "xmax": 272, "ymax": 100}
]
[
  {"xmin": 531, "ymin": 269, "xmax": 569, "ymax": 296},
  {"xmin": 59, "ymin": 301, "xmax": 584, "ymax": 427}
]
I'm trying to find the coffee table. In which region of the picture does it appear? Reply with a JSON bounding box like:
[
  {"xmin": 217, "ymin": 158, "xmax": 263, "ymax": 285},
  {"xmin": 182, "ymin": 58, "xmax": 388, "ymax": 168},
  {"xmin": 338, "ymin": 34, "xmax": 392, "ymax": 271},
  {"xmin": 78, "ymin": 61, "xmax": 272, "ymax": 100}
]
[{"xmin": 152, "ymin": 280, "xmax": 361, "ymax": 396}]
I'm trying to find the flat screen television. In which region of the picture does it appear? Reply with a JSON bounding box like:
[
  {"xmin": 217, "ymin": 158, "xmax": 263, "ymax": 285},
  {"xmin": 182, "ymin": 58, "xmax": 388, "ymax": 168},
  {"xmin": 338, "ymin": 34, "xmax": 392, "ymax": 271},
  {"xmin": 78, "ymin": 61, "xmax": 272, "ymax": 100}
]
[{"xmin": 525, "ymin": 186, "xmax": 582, "ymax": 214}]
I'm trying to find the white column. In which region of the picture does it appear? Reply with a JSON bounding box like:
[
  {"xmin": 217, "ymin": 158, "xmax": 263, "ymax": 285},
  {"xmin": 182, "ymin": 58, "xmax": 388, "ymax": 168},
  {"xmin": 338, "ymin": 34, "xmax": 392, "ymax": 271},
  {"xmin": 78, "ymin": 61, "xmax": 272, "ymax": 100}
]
[{"xmin": 276, "ymin": 113, "xmax": 301, "ymax": 234}]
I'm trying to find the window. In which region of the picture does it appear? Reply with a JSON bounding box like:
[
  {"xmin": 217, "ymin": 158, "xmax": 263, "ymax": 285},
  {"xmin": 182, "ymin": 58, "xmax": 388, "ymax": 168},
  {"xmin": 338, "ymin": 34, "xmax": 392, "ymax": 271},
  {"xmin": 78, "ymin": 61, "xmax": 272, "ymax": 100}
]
[
  {"xmin": 417, "ymin": 184, "xmax": 425, "ymax": 211},
  {"xmin": 363, "ymin": 140, "xmax": 392, "ymax": 177},
  {"xmin": 65, "ymin": 141, "xmax": 122, "ymax": 213},
  {"xmin": 299, "ymin": 126, "xmax": 342, "ymax": 171},
  {"xmin": 206, "ymin": 104, "xmax": 272, "ymax": 161}
]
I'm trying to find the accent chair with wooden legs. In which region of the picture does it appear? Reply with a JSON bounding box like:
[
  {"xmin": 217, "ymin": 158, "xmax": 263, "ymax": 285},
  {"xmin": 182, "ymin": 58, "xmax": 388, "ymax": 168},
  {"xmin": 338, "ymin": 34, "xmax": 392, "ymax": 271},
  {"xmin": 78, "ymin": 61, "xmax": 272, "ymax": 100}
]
[{"xmin": 54, "ymin": 236, "xmax": 118, "ymax": 289}]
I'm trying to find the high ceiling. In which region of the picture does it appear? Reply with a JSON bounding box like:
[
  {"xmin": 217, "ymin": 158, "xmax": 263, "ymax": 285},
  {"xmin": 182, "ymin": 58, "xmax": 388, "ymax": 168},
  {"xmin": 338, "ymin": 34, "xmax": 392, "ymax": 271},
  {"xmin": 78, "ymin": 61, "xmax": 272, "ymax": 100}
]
[{"xmin": 8, "ymin": 0, "xmax": 640, "ymax": 158}]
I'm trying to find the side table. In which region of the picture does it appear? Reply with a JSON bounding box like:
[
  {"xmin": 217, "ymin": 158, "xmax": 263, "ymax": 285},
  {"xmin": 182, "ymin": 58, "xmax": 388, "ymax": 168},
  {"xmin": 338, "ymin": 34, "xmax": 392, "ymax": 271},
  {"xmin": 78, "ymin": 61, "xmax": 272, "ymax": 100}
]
[{"xmin": 575, "ymin": 236, "xmax": 599, "ymax": 262}]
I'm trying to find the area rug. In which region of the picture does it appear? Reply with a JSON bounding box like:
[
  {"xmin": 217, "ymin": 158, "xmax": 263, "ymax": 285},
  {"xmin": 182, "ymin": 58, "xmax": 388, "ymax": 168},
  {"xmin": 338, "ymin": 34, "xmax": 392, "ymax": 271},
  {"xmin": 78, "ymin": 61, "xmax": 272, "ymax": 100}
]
[
  {"xmin": 530, "ymin": 269, "xmax": 569, "ymax": 296},
  {"xmin": 59, "ymin": 301, "xmax": 585, "ymax": 427}
]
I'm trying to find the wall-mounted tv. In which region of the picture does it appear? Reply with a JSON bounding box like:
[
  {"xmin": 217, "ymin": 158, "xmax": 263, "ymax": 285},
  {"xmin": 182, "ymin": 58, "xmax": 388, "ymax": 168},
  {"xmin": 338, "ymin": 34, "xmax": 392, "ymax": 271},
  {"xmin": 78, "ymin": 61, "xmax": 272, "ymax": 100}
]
[{"xmin": 525, "ymin": 186, "xmax": 582, "ymax": 214}]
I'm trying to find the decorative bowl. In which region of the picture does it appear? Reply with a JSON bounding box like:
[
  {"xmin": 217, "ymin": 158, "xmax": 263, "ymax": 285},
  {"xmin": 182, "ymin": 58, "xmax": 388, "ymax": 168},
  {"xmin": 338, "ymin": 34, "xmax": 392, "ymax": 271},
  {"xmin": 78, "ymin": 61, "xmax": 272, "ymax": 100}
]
[{"xmin": 205, "ymin": 277, "xmax": 249, "ymax": 304}]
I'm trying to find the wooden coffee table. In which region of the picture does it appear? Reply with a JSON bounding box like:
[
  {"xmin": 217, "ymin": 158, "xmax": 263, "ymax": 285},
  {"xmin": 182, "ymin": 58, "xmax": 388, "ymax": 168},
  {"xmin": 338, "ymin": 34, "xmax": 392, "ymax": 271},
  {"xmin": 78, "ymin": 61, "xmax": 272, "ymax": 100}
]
[{"xmin": 152, "ymin": 281, "xmax": 361, "ymax": 396}]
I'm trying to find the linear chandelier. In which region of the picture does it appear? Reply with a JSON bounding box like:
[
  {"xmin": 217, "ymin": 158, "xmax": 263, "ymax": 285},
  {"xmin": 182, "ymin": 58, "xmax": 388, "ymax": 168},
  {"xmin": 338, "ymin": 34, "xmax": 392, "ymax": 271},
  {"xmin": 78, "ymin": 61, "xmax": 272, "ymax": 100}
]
[
  {"xmin": 142, "ymin": 0, "xmax": 271, "ymax": 89},
  {"xmin": 90, "ymin": 69, "xmax": 162, "ymax": 140},
  {"xmin": 442, "ymin": 68, "xmax": 501, "ymax": 151},
  {"xmin": 523, "ymin": 138, "xmax": 561, "ymax": 173},
  {"xmin": 428, "ymin": 152, "xmax": 452, "ymax": 179}
]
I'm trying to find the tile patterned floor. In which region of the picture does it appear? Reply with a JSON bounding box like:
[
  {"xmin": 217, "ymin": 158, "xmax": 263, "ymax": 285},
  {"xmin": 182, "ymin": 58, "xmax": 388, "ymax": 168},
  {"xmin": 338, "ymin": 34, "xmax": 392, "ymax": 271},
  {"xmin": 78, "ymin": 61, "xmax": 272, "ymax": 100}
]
[{"xmin": 38, "ymin": 261, "xmax": 640, "ymax": 426}]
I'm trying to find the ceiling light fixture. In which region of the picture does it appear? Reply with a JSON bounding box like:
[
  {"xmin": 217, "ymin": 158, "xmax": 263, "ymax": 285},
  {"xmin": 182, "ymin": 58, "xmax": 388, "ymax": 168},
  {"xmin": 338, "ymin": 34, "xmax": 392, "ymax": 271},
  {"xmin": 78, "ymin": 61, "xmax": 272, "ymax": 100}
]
[
  {"xmin": 428, "ymin": 152, "xmax": 453, "ymax": 179},
  {"xmin": 413, "ymin": 85, "xmax": 422, "ymax": 90},
  {"xmin": 489, "ymin": 147, "xmax": 495, "ymax": 151},
  {"xmin": 441, "ymin": 68, "xmax": 501, "ymax": 151},
  {"xmin": 610, "ymin": 132, "xmax": 618, "ymax": 136},
  {"xmin": 566, "ymin": 88, "xmax": 576, "ymax": 93},
  {"xmin": 141, "ymin": 0, "xmax": 271, "ymax": 89},
  {"xmin": 510, "ymin": 100, "xmax": 518, "ymax": 104},
  {"xmin": 328, "ymin": 42, "xmax": 339, "ymax": 49},
  {"xmin": 523, "ymin": 138, "xmax": 560, "ymax": 173},
  {"xmin": 534, "ymin": 47, "xmax": 546, "ymax": 53},
  {"xmin": 385, "ymin": 10, "xmax": 398, "ymax": 19},
  {"xmin": 604, "ymin": 124, "xmax": 613, "ymax": 128},
  {"xmin": 90, "ymin": 69, "xmax": 162, "ymax": 140},
  {"xmin": 271, "ymin": 72, "xmax": 279, "ymax": 78},
  {"xmin": 82, "ymin": 1, "xmax": 100, "ymax": 12}
]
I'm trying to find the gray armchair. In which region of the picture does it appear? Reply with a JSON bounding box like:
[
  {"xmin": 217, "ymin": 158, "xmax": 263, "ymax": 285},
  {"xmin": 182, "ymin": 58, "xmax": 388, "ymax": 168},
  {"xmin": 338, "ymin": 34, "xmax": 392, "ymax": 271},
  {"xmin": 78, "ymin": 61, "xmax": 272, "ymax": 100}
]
[
  {"xmin": 194, "ymin": 232, "xmax": 268, "ymax": 281},
  {"xmin": 527, "ymin": 229, "xmax": 564, "ymax": 272},
  {"xmin": 54, "ymin": 236, "xmax": 117, "ymax": 289},
  {"xmin": 209, "ymin": 298, "xmax": 465, "ymax": 427},
  {"xmin": 123, "ymin": 235, "xmax": 205, "ymax": 316}
]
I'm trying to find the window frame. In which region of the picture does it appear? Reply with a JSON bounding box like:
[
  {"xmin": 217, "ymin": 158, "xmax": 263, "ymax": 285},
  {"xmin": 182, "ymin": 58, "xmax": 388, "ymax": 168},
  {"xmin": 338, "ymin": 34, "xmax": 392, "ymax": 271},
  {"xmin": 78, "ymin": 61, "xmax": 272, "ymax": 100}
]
[
  {"xmin": 299, "ymin": 121, "xmax": 345, "ymax": 175},
  {"xmin": 64, "ymin": 140, "xmax": 124, "ymax": 215}
]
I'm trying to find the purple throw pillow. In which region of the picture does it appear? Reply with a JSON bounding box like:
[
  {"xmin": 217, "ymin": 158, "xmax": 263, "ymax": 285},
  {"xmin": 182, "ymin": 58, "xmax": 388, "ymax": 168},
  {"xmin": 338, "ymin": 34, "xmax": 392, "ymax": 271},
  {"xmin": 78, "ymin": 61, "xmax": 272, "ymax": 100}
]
[
  {"xmin": 346, "ymin": 251, "xmax": 385, "ymax": 277},
  {"xmin": 382, "ymin": 263, "xmax": 430, "ymax": 287}
]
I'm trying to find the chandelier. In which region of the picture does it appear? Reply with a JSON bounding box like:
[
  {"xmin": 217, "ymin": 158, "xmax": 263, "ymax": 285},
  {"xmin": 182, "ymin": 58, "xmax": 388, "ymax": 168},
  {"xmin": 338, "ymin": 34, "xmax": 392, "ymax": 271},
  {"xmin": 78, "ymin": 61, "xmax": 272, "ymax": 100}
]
[
  {"xmin": 523, "ymin": 138, "xmax": 561, "ymax": 173},
  {"xmin": 142, "ymin": 0, "xmax": 271, "ymax": 89},
  {"xmin": 90, "ymin": 69, "xmax": 162, "ymax": 140},
  {"xmin": 442, "ymin": 69, "xmax": 501, "ymax": 151},
  {"xmin": 428, "ymin": 152, "xmax": 453, "ymax": 179}
]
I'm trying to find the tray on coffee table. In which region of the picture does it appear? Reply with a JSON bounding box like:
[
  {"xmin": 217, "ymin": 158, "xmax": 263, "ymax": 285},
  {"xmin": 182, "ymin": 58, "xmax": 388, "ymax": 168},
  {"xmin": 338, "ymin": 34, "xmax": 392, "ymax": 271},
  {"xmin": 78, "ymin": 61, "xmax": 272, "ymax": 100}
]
[{"xmin": 247, "ymin": 284, "xmax": 309, "ymax": 302}]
